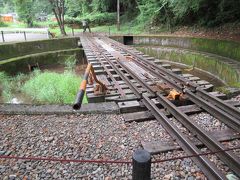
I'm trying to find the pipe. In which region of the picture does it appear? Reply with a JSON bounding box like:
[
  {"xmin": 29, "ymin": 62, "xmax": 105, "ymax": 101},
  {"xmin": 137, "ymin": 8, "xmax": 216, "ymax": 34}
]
[{"xmin": 73, "ymin": 64, "xmax": 91, "ymax": 110}]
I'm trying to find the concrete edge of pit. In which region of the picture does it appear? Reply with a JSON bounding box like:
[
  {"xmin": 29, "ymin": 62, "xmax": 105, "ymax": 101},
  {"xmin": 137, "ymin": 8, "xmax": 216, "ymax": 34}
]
[{"xmin": 0, "ymin": 102, "xmax": 120, "ymax": 115}]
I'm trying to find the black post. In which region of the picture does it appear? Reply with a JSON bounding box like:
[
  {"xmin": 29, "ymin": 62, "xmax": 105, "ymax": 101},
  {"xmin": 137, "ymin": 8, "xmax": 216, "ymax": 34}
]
[
  {"xmin": 72, "ymin": 28, "xmax": 74, "ymax": 36},
  {"xmin": 1, "ymin": 31, "xmax": 4, "ymax": 42},
  {"xmin": 132, "ymin": 149, "xmax": 151, "ymax": 180},
  {"xmin": 23, "ymin": 31, "xmax": 27, "ymax": 41}
]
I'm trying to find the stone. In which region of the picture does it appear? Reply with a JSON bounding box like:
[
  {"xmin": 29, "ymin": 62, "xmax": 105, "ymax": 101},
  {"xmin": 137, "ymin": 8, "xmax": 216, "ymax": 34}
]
[
  {"xmin": 215, "ymin": 121, "xmax": 221, "ymax": 127},
  {"xmin": 105, "ymin": 177, "xmax": 112, "ymax": 180},
  {"xmin": 190, "ymin": 168, "xmax": 196, "ymax": 173},
  {"xmin": 163, "ymin": 174, "xmax": 172, "ymax": 180},
  {"xmin": 5, "ymin": 151, "xmax": 12, "ymax": 156},
  {"xmin": 187, "ymin": 176, "xmax": 195, "ymax": 180},
  {"xmin": 226, "ymin": 173, "xmax": 239, "ymax": 180},
  {"xmin": 0, "ymin": 165, "xmax": 6, "ymax": 173},
  {"xmin": 0, "ymin": 150, "xmax": 6, "ymax": 155},
  {"xmin": 9, "ymin": 175, "xmax": 17, "ymax": 180},
  {"xmin": 45, "ymin": 137, "xmax": 54, "ymax": 142}
]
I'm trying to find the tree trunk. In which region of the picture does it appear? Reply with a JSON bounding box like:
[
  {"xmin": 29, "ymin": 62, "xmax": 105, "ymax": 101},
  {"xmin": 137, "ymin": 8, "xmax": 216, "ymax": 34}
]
[
  {"xmin": 49, "ymin": 0, "xmax": 67, "ymax": 36},
  {"xmin": 27, "ymin": 18, "xmax": 33, "ymax": 28}
]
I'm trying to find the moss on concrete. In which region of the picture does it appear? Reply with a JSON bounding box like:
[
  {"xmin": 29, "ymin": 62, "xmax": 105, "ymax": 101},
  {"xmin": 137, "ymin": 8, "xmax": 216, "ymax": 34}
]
[
  {"xmin": 111, "ymin": 35, "xmax": 240, "ymax": 61},
  {"xmin": 0, "ymin": 37, "xmax": 80, "ymax": 61},
  {"xmin": 190, "ymin": 38, "xmax": 240, "ymax": 62},
  {"xmin": 138, "ymin": 46, "xmax": 240, "ymax": 86},
  {"xmin": 0, "ymin": 48, "xmax": 83, "ymax": 74}
]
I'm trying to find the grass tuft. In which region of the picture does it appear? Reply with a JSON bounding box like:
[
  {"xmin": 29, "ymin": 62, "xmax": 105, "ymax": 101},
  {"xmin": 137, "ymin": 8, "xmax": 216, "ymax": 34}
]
[
  {"xmin": 22, "ymin": 70, "xmax": 87, "ymax": 104},
  {"xmin": 0, "ymin": 72, "xmax": 13, "ymax": 102}
]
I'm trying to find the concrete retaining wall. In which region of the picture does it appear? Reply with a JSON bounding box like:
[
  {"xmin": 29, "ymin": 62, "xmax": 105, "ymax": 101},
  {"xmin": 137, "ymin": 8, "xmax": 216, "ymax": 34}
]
[
  {"xmin": 0, "ymin": 48, "xmax": 83, "ymax": 74},
  {"xmin": 0, "ymin": 37, "xmax": 80, "ymax": 61},
  {"xmin": 111, "ymin": 35, "xmax": 240, "ymax": 61}
]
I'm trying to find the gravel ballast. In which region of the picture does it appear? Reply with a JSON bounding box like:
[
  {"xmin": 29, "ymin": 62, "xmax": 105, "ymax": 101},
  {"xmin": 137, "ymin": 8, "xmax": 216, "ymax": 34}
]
[
  {"xmin": 0, "ymin": 103, "xmax": 240, "ymax": 179},
  {"xmin": 0, "ymin": 113, "xmax": 208, "ymax": 180}
]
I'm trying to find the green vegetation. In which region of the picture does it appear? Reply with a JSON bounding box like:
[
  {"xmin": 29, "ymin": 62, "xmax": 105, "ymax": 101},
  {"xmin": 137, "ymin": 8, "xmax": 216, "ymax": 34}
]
[
  {"xmin": 0, "ymin": 53, "xmax": 87, "ymax": 104},
  {"xmin": 0, "ymin": 71, "xmax": 12, "ymax": 102},
  {"xmin": 0, "ymin": 69, "xmax": 87, "ymax": 104},
  {"xmin": 0, "ymin": 72, "xmax": 28, "ymax": 102},
  {"xmin": 22, "ymin": 70, "xmax": 86, "ymax": 104},
  {"xmin": 1, "ymin": 0, "xmax": 240, "ymax": 35}
]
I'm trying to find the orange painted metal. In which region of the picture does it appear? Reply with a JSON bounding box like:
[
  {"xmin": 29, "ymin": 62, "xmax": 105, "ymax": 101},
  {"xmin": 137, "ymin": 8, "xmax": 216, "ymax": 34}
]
[{"xmin": 80, "ymin": 80, "xmax": 87, "ymax": 90}]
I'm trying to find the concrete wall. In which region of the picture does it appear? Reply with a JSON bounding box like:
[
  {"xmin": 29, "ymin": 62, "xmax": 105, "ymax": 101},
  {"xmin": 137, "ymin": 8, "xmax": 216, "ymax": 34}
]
[
  {"xmin": 0, "ymin": 49, "xmax": 83, "ymax": 74},
  {"xmin": 111, "ymin": 35, "xmax": 240, "ymax": 61},
  {"xmin": 0, "ymin": 37, "xmax": 80, "ymax": 61},
  {"xmin": 138, "ymin": 46, "xmax": 239, "ymax": 86}
]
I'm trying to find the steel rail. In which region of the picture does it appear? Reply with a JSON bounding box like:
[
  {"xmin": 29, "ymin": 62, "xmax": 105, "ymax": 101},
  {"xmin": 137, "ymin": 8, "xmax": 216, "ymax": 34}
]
[
  {"xmin": 81, "ymin": 36, "xmax": 126, "ymax": 97},
  {"xmin": 107, "ymin": 36, "xmax": 240, "ymax": 121},
  {"xmin": 104, "ymin": 37, "xmax": 198, "ymax": 91},
  {"xmin": 156, "ymin": 92, "xmax": 240, "ymax": 176},
  {"xmin": 105, "ymin": 37, "xmax": 240, "ymax": 132},
  {"xmin": 135, "ymin": 58, "xmax": 240, "ymax": 132},
  {"xmin": 115, "ymin": 44, "xmax": 240, "ymax": 176},
  {"xmin": 196, "ymin": 88, "xmax": 240, "ymax": 121},
  {"xmin": 83, "ymin": 36, "xmax": 142, "ymax": 99},
  {"xmin": 95, "ymin": 36, "xmax": 240, "ymax": 177},
  {"xmin": 84, "ymin": 36, "xmax": 228, "ymax": 179},
  {"xmin": 185, "ymin": 89, "xmax": 240, "ymax": 133},
  {"xmin": 142, "ymin": 94, "xmax": 226, "ymax": 180}
]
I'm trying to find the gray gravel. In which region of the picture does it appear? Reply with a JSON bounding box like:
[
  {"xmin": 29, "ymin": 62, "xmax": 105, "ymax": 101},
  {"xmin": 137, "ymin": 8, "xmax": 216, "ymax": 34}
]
[
  {"xmin": 0, "ymin": 114, "xmax": 187, "ymax": 179},
  {"xmin": 0, "ymin": 111, "xmax": 239, "ymax": 179}
]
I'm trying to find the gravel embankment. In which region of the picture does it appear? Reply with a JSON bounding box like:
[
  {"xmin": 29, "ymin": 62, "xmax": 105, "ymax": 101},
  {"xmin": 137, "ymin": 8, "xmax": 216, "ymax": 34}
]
[
  {"xmin": 1, "ymin": 93, "xmax": 240, "ymax": 180},
  {"xmin": 0, "ymin": 114, "xmax": 207, "ymax": 180}
]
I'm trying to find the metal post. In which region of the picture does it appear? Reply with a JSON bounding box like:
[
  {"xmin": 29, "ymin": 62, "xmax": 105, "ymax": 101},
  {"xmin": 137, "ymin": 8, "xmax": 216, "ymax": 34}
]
[
  {"xmin": 47, "ymin": 29, "xmax": 50, "ymax": 39},
  {"xmin": 117, "ymin": 0, "xmax": 120, "ymax": 31},
  {"xmin": 132, "ymin": 149, "xmax": 151, "ymax": 180},
  {"xmin": 23, "ymin": 31, "xmax": 27, "ymax": 41},
  {"xmin": 1, "ymin": 31, "xmax": 4, "ymax": 42},
  {"xmin": 72, "ymin": 28, "xmax": 74, "ymax": 36}
]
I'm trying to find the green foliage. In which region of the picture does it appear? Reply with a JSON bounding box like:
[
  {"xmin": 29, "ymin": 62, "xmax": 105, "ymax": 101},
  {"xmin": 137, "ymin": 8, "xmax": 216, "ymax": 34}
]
[
  {"xmin": 2, "ymin": 0, "xmax": 240, "ymax": 31},
  {"xmin": 22, "ymin": 70, "xmax": 87, "ymax": 104},
  {"xmin": 0, "ymin": 72, "xmax": 28, "ymax": 102},
  {"xmin": 0, "ymin": 20, "xmax": 6, "ymax": 27},
  {"xmin": 86, "ymin": 12, "xmax": 116, "ymax": 26},
  {"xmin": 14, "ymin": 0, "xmax": 51, "ymax": 27},
  {"xmin": 0, "ymin": 72, "xmax": 12, "ymax": 102},
  {"xmin": 0, "ymin": 0, "xmax": 15, "ymax": 13},
  {"xmin": 14, "ymin": 0, "xmax": 35, "ymax": 27},
  {"xmin": 64, "ymin": 55, "xmax": 76, "ymax": 71}
]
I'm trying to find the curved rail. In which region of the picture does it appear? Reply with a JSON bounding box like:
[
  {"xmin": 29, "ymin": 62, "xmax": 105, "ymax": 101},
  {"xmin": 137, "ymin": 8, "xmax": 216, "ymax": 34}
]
[{"xmin": 81, "ymin": 35, "xmax": 240, "ymax": 179}]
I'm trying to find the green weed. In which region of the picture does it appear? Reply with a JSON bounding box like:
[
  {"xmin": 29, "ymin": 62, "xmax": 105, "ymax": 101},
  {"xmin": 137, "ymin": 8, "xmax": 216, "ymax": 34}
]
[
  {"xmin": 64, "ymin": 55, "xmax": 77, "ymax": 71},
  {"xmin": 0, "ymin": 72, "xmax": 13, "ymax": 102},
  {"xmin": 22, "ymin": 71, "xmax": 87, "ymax": 104}
]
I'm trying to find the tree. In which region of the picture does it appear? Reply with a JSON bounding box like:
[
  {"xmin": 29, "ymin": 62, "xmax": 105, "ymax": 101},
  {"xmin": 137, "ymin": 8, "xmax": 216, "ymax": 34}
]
[
  {"xmin": 0, "ymin": 0, "xmax": 15, "ymax": 13},
  {"xmin": 65, "ymin": 0, "xmax": 81, "ymax": 17},
  {"xmin": 14, "ymin": 0, "xmax": 36, "ymax": 27},
  {"xmin": 49, "ymin": 0, "xmax": 66, "ymax": 35}
]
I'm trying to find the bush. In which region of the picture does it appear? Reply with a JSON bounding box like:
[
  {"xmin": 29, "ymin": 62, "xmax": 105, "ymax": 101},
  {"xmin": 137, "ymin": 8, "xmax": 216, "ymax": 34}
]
[
  {"xmin": 0, "ymin": 72, "xmax": 13, "ymax": 102},
  {"xmin": 22, "ymin": 70, "xmax": 87, "ymax": 104},
  {"xmin": 0, "ymin": 20, "xmax": 6, "ymax": 27},
  {"xmin": 65, "ymin": 17, "xmax": 82, "ymax": 27},
  {"xmin": 88, "ymin": 12, "xmax": 116, "ymax": 26},
  {"xmin": 66, "ymin": 12, "xmax": 117, "ymax": 27}
]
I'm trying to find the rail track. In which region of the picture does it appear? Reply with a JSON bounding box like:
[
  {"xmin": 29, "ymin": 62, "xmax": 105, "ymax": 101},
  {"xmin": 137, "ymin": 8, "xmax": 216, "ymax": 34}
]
[{"xmin": 80, "ymin": 33, "xmax": 240, "ymax": 179}]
